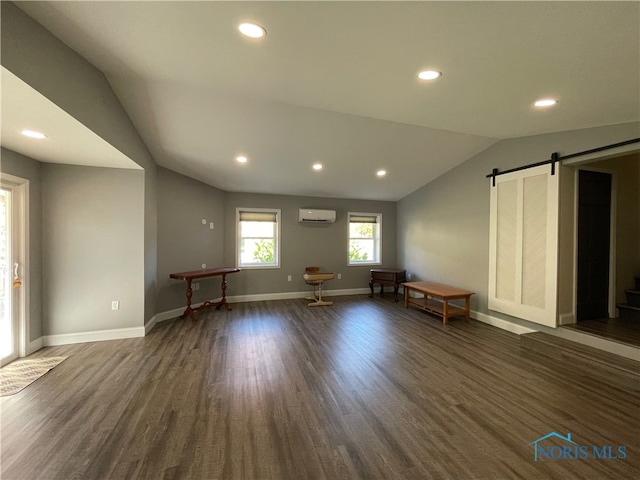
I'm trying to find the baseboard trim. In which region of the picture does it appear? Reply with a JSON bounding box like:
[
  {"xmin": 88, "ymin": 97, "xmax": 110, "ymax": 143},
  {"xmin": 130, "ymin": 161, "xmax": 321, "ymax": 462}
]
[
  {"xmin": 146, "ymin": 288, "xmax": 372, "ymax": 334},
  {"xmin": 42, "ymin": 327, "xmax": 146, "ymax": 346},
  {"xmin": 33, "ymin": 295, "xmax": 538, "ymax": 346},
  {"xmin": 227, "ymin": 287, "xmax": 371, "ymax": 304},
  {"xmin": 559, "ymin": 312, "xmax": 576, "ymax": 325},
  {"xmin": 472, "ymin": 310, "xmax": 538, "ymax": 335},
  {"xmin": 27, "ymin": 337, "xmax": 44, "ymax": 355}
]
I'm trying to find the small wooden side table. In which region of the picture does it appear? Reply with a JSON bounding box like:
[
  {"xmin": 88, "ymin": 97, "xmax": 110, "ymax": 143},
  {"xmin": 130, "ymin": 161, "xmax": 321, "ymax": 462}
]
[{"xmin": 369, "ymin": 268, "xmax": 407, "ymax": 302}]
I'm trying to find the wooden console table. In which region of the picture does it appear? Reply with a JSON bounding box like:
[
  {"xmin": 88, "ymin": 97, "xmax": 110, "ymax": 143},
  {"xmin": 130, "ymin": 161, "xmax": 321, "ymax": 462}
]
[
  {"xmin": 369, "ymin": 268, "xmax": 406, "ymax": 302},
  {"xmin": 169, "ymin": 267, "xmax": 240, "ymax": 321},
  {"xmin": 402, "ymin": 281, "xmax": 474, "ymax": 324}
]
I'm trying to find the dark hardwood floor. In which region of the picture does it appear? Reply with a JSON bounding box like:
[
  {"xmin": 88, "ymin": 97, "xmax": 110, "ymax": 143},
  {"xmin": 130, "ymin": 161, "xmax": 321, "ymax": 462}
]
[
  {"xmin": 2, "ymin": 296, "xmax": 639, "ymax": 479},
  {"xmin": 562, "ymin": 317, "xmax": 640, "ymax": 347}
]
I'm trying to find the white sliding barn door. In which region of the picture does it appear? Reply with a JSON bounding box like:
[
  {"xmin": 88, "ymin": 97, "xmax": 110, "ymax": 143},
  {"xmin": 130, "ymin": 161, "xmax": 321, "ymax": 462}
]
[{"xmin": 488, "ymin": 164, "xmax": 559, "ymax": 327}]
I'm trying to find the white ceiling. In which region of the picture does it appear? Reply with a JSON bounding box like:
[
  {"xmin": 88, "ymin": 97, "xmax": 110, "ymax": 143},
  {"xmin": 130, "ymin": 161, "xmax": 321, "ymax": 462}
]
[
  {"xmin": 1, "ymin": 67, "xmax": 141, "ymax": 171},
  {"xmin": 6, "ymin": 1, "xmax": 640, "ymax": 200}
]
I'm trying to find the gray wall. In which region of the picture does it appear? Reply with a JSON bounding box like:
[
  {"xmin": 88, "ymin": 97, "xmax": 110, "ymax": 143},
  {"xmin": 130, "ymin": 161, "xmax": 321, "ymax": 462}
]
[
  {"xmin": 0, "ymin": 148, "xmax": 43, "ymax": 341},
  {"xmin": 224, "ymin": 192, "xmax": 397, "ymax": 297},
  {"xmin": 156, "ymin": 167, "xmax": 226, "ymax": 313},
  {"xmin": 42, "ymin": 164, "xmax": 144, "ymax": 335},
  {"xmin": 397, "ymin": 122, "xmax": 640, "ymax": 330},
  {"xmin": 1, "ymin": 2, "xmax": 158, "ymax": 323}
]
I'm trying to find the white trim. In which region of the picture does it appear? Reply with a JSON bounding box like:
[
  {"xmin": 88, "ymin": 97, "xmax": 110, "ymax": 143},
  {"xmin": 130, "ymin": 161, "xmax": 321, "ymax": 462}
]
[
  {"xmin": 558, "ymin": 312, "xmax": 576, "ymax": 325},
  {"xmin": 42, "ymin": 327, "xmax": 145, "ymax": 346},
  {"xmin": 227, "ymin": 287, "xmax": 371, "ymax": 304},
  {"xmin": 1, "ymin": 174, "xmax": 30, "ymax": 362},
  {"xmin": 236, "ymin": 207, "xmax": 281, "ymax": 269},
  {"xmin": 472, "ymin": 310, "xmax": 539, "ymax": 335},
  {"xmin": 347, "ymin": 211, "xmax": 382, "ymax": 266},
  {"xmin": 561, "ymin": 145, "xmax": 639, "ymax": 167},
  {"xmin": 27, "ymin": 337, "xmax": 43, "ymax": 355},
  {"xmin": 146, "ymin": 288, "xmax": 373, "ymax": 334},
  {"xmin": 553, "ymin": 327, "xmax": 640, "ymax": 362},
  {"xmin": 16, "ymin": 181, "xmax": 29, "ymax": 357}
]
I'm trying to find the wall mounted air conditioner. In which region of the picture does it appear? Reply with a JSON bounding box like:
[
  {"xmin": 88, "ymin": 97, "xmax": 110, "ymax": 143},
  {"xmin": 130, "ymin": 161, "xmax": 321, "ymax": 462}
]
[{"xmin": 298, "ymin": 208, "xmax": 336, "ymax": 223}]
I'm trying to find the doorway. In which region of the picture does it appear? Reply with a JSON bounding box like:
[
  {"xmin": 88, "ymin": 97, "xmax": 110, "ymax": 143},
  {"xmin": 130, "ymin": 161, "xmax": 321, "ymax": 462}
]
[
  {"xmin": 1, "ymin": 186, "xmax": 17, "ymax": 364},
  {"xmin": 576, "ymin": 169, "xmax": 613, "ymax": 321},
  {"xmin": 0, "ymin": 175, "xmax": 28, "ymax": 367}
]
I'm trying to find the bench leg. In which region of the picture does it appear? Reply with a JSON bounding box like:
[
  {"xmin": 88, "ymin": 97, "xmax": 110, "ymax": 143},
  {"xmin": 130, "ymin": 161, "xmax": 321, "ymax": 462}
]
[{"xmin": 443, "ymin": 299, "xmax": 449, "ymax": 325}]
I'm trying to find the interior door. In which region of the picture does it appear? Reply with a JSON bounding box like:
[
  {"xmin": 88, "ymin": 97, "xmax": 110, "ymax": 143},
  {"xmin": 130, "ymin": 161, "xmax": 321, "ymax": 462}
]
[
  {"xmin": 576, "ymin": 170, "xmax": 612, "ymax": 321},
  {"xmin": 488, "ymin": 164, "xmax": 560, "ymax": 327}
]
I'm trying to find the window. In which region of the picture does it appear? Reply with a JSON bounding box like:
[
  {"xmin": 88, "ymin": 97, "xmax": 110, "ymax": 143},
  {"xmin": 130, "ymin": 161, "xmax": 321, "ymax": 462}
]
[
  {"xmin": 348, "ymin": 212, "xmax": 382, "ymax": 265},
  {"xmin": 236, "ymin": 208, "xmax": 280, "ymax": 268}
]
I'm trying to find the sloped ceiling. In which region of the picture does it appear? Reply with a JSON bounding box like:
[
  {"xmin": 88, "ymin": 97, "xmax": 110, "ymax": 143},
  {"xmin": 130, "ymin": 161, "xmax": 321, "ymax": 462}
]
[{"xmin": 6, "ymin": 1, "xmax": 640, "ymax": 200}]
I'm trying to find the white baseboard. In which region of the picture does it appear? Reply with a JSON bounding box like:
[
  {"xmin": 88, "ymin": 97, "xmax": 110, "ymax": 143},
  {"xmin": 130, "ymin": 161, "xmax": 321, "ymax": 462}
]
[
  {"xmin": 31, "ymin": 293, "xmax": 538, "ymax": 347},
  {"xmin": 27, "ymin": 337, "xmax": 43, "ymax": 355},
  {"xmin": 227, "ymin": 287, "xmax": 370, "ymax": 303},
  {"xmin": 146, "ymin": 288, "xmax": 372, "ymax": 334},
  {"xmin": 472, "ymin": 310, "xmax": 538, "ymax": 335},
  {"xmin": 558, "ymin": 312, "xmax": 576, "ymax": 325},
  {"xmin": 42, "ymin": 327, "xmax": 146, "ymax": 346}
]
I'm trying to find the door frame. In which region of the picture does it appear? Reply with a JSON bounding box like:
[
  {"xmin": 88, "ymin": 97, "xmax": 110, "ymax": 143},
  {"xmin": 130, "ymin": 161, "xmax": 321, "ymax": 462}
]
[
  {"xmin": 573, "ymin": 166, "xmax": 616, "ymax": 320},
  {"xmin": 0, "ymin": 173, "xmax": 29, "ymax": 366}
]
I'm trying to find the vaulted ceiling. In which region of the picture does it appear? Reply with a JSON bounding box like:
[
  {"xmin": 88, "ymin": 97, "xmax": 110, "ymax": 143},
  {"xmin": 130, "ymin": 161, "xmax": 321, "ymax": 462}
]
[{"xmin": 4, "ymin": 1, "xmax": 639, "ymax": 200}]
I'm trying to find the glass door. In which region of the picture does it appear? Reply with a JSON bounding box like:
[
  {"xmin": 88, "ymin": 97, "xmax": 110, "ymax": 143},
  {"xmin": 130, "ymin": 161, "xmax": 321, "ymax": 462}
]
[{"xmin": 0, "ymin": 186, "xmax": 17, "ymax": 365}]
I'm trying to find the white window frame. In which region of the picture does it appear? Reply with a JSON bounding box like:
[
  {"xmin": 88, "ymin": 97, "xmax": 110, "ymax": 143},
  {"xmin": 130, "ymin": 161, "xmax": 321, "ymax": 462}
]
[
  {"xmin": 236, "ymin": 208, "xmax": 281, "ymax": 269},
  {"xmin": 347, "ymin": 212, "xmax": 382, "ymax": 266}
]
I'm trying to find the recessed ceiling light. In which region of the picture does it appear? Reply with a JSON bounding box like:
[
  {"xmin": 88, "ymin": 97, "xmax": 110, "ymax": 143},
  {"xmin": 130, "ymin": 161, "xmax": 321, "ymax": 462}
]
[
  {"xmin": 238, "ymin": 22, "xmax": 267, "ymax": 39},
  {"xmin": 534, "ymin": 99, "xmax": 558, "ymax": 107},
  {"xmin": 21, "ymin": 129, "xmax": 47, "ymax": 139},
  {"xmin": 236, "ymin": 156, "xmax": 248, "ymax": 164},
  {"xmin": 312, "ymin": 163, "xmax": 323, "ymax": 171},
  {"xmin": 377, "ymin": 170, "xmax": 387, "ymax": 177},
  {"xmin": 417, "ymin": 70, "xmax": 442, "ymax": 81}
]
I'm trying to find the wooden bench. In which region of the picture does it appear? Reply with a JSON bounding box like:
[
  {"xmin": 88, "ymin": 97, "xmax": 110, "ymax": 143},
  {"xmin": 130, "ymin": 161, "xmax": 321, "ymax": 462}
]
[{"xmin": 402, "ymin": 281, "xmax": 474, "ymax": 324}]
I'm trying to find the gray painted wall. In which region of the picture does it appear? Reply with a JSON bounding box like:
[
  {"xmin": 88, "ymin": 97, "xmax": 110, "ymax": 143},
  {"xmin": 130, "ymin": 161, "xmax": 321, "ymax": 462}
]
[
  {"xmin": 1, "ymin": 2, "xmax": 158, "ymax": 322},
  {"xmin": 223, "ymin": 192, "xmax": 397, "ymax": 297},
  {"xmin": 42, "ymin": 164, "xmax": 144, "ymax": 335},
  {"xmin": 397, "ymin": 122, "xmax": 640, "ymax": 331},
  {"xmin": 0, "ymin": 148, "xmax": 43, "ymax": 341},
  {"xmin": 156, "ymin": 167, "xmax": 226, "ymax": 313}
]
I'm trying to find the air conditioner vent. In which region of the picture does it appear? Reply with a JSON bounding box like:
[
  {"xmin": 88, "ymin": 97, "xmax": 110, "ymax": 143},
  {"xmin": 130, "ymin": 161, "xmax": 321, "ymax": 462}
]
[{"xmin": 298, "ymin": 209, "xmax": 336, "ymax": 223}]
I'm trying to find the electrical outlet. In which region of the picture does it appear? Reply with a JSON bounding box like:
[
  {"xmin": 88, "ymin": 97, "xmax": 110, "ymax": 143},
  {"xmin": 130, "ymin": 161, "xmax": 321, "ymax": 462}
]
[
  {"xmin": 337, "ymin": 273, "xmax": 342, "ymax": 279},
  {"xmin": 194, "ymin": 282, "xmax": 200, "ymax": 291},
  {"xmin": 210, "ymin": 222, "xmax": 214, "ymax": 230},
  {"xmin": 287, "ymin": 275, "xmax": 292, "ymax": 281},
  {"xmin": 407, "ymin": 273, "xmax": 413, "ymax": 280},
  {"xmin": 111, "ymin": 300, "xmax": 119, "ymax": 311}
]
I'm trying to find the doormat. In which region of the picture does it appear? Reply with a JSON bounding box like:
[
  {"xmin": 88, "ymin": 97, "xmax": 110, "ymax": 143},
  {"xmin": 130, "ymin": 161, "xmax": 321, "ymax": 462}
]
[{"xmin": 0, "ymin": 356, "xmax": 68, "ymax": 396}]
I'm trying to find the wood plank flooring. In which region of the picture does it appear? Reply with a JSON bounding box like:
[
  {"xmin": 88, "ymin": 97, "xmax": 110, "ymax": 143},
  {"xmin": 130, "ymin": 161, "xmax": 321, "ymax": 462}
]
[
  {"xmin": 1, "ymin": 295, "xmax": 639, "ymax": 479},
  {"xmin": 562, "ymin": 317, "xmax": 640, "ymax": 347}
]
